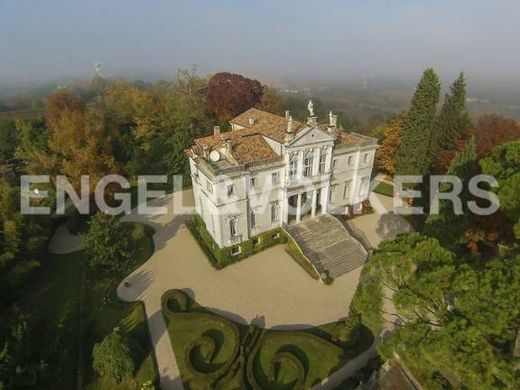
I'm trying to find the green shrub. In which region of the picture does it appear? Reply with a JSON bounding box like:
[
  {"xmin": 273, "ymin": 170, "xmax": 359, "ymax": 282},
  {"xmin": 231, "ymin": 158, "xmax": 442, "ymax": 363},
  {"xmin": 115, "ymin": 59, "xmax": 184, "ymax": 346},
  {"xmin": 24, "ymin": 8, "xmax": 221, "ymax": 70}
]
[
  {"xmin": 187, "ymin": 215, "xmax": 287, "ymax": 269},
  {"xmin": 92, "ymin": 331, "xmax": 136, "ymax": 383}
]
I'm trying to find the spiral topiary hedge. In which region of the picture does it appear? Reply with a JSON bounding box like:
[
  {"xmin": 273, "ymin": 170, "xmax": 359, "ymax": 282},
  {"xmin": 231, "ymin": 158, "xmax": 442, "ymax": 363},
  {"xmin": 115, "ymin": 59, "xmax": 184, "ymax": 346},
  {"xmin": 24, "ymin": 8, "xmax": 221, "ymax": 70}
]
[
  {"xmin": 162, "ymin": 289, "xmax": 373, "ymax": 389},
  {"xmin": 162, "ymin": 290, "xmax": 242, "ymax": 384}
]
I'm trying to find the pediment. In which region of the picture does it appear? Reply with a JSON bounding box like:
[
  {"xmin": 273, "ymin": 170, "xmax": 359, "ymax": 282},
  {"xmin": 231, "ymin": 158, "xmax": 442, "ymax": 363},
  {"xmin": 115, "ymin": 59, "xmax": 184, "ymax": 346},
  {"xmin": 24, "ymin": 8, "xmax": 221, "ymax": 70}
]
[{"xmin": 287, "ymin": 126, "xmax": 336, "ymax": 147}]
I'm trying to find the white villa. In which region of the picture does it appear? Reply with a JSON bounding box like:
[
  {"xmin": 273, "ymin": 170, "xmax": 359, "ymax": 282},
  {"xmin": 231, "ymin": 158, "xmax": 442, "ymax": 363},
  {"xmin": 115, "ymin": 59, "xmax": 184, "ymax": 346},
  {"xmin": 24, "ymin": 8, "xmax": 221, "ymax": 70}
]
[{"xmin": 186, "ymin": 102, "xmax": 378, "ymax": 250}]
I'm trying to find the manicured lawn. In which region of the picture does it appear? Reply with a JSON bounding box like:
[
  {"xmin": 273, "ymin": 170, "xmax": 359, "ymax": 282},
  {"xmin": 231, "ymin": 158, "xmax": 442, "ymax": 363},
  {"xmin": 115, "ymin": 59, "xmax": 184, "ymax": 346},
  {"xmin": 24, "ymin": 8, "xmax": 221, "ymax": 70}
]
[
  {"xmin": 162, "ymin": 289, "xmax": 374, "ymax": 389},
  {"xmin": 16, "ymin": 222, "xmax": 158, "ymax": 390},
  {"xmin": 372, "ymin": 181, "xmax": 394, "ymax": 197}
]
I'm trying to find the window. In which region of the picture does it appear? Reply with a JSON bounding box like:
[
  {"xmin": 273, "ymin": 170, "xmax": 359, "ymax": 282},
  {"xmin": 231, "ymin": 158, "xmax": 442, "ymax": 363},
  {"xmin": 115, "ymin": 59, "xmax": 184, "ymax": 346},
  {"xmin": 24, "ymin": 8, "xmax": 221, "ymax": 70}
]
[
  {"xmin": 231, "ymin": 245, "xmax": 241, "ymax": 255},
  {"xmin": 227, "ymin": 184, "xmax": 235, "ymax": 197},
  {"xmin": 250, "ymin": 210, "xmax": 257, "ymax": 229},
  {"xmin": 319, "ymin": 152, "xmax": 327, "ymax": 173},
  {"xmin": 271, "ymin": 202, "xmax": 279, "ymax": 222},
  {"xmin": 250, "ymin": 177, "xmax": 256, "ymax": 189},
  {"xmin": 332, "ymin": 159, "xmax": 338, "ymax": 169},
  {"xmin": 206, "ymin": 179, "xmax": 213, "ymax": 194},
  {"xmin": 289, "ymin": 156, "xmax": 297, "ymax": 179},
  {"xmin": 343, "ymin": 180, "xmax": 352, "ymax": 199},
  {"xmin": 359, "ymin": 177, "xmax": 370, "ymax": 196},
  {"xmin": 271, "ymin": 172, "xmax": 279, "ymax": 185},
  {"xmin": 347, "ymin": 155, "xmax": 353, "ymax": 166},
  {"xmin": 303, "ymin": 151, "xmax": 313, "ymax": 177},
  {"xmin": 229, "ymin": 217, "xmax": 237, "ymax": 237},
  {"xmin": 363, "ymin": 153, "xmax": 369, "ymax": 163}
]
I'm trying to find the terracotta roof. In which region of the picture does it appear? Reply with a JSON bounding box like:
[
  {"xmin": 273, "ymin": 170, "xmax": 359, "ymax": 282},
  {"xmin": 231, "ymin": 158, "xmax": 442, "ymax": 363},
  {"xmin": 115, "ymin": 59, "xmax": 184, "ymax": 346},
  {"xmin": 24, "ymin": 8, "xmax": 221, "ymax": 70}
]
[
  {"xmin": 231, "ymin": 108, "xmax": 305, "ymax": 142},
  {"xmin": 191, "ymin": 108, "xmax": 374, "ymax": 166},
  {"xmin": 232, "ymin": 134, "xmax": 276, "ymax": 164}
]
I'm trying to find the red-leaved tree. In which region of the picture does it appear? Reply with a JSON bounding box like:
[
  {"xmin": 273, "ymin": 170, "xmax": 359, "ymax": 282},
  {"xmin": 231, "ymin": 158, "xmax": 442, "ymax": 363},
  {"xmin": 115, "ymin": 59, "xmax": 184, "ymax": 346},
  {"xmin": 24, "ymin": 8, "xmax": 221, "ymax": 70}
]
[
  {"xmin": 437, "ymin": 114, "xmax": 520, "ymax": 172},
  {"xmin": 206, "ymin": 72, "xmax": 263, "ymax": 121}
]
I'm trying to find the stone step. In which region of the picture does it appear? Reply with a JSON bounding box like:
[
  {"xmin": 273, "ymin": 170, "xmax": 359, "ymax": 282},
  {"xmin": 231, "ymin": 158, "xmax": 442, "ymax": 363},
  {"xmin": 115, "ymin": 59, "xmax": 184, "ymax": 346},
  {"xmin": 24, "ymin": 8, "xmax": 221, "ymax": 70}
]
[{"xmin": 284, "ymin": 214, "xmax": 368, "ymax": 278}]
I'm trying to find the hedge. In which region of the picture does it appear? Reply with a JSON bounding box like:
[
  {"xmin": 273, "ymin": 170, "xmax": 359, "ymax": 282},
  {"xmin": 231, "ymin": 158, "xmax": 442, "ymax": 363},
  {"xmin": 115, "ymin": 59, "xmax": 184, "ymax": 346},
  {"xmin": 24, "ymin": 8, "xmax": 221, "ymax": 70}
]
[
  {"xmin": 162, "ymin": 290, "xmax": 242, "ymax": 383},
  {"xmin": 186, "ymin": 214, "xmax": 287, "ymax": 269}
]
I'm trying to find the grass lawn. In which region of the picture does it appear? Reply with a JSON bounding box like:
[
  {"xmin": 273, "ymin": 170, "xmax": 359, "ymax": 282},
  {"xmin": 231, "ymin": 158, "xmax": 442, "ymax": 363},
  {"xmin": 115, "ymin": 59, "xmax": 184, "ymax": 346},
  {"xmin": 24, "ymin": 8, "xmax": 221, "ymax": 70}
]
[
  {"xmin": 372, "ymin": 181, "xmax": 394, "ymax": 197},
  {"xmin": 16, "ymin": 222, "xmax": 158, "ymax": 390},
  {"xmin": 162, "ymin": 289, "xmax": 374, "ymax": 389}
]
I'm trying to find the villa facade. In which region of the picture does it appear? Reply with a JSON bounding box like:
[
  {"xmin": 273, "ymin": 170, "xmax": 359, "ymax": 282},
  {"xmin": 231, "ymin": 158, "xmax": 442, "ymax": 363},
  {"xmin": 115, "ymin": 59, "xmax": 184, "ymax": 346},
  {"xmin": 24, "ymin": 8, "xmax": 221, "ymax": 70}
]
[{"xmin": 186, "ymin": 103, "xmax": 378, "ymax": 250}]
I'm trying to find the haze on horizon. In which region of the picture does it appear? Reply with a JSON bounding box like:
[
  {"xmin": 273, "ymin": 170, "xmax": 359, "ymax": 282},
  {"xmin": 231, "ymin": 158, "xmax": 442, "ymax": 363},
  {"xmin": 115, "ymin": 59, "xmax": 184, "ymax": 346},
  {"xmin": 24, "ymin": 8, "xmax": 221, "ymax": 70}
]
[{"xmin": 1, "ymin": 0, "xmax": 520, "ymax": 88}]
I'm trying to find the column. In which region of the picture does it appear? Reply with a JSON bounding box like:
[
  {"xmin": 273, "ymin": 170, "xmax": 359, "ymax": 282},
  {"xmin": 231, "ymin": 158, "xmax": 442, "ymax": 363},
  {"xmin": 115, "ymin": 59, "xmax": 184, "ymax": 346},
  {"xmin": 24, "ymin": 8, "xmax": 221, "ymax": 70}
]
[
  {"xmin": 296, "ymin": 192, "xmax": 302, "ymax": 223},
  {"xmin": 297, "ymin": 150, "xmax": 304, "ymax": 179},
  {"xmin": 283, "ymin": 196, "xmax": 289, "ymax": 224},
  {"xmin": 322, "ymin": 186, "xmax": 329, "ymax": 214},
  {"xmin": 311, "ymin": 189, "xmax": 317, "ymax": 217},
  {"xmin": 313, "ymin": 148, "xmax": 320, "ymax": 176}
]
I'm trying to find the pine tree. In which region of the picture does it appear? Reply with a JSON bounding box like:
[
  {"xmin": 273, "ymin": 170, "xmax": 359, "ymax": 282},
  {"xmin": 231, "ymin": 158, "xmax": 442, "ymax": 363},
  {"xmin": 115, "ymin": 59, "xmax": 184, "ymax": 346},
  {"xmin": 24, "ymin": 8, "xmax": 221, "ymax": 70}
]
[
  {"xmin": 434, "ymin": 73, "xmax": 472, "ymax": 152},
  {"xmin": 396, "ymin": 68, "xmax": 441, "ymax": 176}
]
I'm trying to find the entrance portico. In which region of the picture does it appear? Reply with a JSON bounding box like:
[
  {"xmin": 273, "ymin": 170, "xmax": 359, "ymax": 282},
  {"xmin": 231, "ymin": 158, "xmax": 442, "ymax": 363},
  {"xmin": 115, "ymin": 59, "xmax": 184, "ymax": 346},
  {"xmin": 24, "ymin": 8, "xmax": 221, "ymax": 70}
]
[{"xmin": 284, "ymin": 186, "xmax": 329, "ymax": 225}]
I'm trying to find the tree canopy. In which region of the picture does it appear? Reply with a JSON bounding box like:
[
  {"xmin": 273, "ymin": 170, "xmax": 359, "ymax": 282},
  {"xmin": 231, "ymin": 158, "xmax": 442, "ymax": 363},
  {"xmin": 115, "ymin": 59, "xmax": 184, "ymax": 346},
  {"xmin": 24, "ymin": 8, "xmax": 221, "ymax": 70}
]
[
  {"xmin": 355, "ymin": 233, "xmax": 520, "ymax": 389},
  {"xmin": 83, "ymin": 212, "xmax": 134, "ymax": 276},
  {"xmin": 206, "ymin": 72, "xmax": 263, "ymax": 121},
  {"xmin": 480, "ymin": 140, "xmax": 520, "ymax": 239},
  {"xmin": 92, "ymin": 331, "xmax": 135, "ymax": 383}
]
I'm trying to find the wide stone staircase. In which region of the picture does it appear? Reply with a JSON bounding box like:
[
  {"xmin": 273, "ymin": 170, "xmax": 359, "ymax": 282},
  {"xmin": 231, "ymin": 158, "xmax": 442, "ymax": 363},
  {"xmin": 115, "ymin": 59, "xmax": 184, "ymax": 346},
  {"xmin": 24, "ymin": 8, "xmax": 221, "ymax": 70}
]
[{"xmin": 284, "ymin": 214, "xmax": 370, "ymax": 279}]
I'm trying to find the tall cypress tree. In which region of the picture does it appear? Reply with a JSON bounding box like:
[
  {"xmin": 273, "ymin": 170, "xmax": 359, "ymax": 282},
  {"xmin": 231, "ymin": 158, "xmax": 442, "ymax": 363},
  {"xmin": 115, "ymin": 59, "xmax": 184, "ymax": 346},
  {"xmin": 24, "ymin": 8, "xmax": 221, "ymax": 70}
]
[
  {"xmin": 396, "ymin": 68, "xmax": 441, "ymax": 176},
  {"xmin": 424, "ymin": 136, "xmax": 477, "ymax": 249},
  {"xmin": 434, "ymin": 73, "xmax": 472, "ymax": 152}
]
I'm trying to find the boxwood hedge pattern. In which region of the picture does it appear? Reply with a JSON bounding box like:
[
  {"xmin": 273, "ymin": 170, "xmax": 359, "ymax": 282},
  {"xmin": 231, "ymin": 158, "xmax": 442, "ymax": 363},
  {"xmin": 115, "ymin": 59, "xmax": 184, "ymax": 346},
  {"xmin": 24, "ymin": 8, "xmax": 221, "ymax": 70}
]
[{"xmin": 162, "ymin": 289, "xmax": 373, "ymax": 389}]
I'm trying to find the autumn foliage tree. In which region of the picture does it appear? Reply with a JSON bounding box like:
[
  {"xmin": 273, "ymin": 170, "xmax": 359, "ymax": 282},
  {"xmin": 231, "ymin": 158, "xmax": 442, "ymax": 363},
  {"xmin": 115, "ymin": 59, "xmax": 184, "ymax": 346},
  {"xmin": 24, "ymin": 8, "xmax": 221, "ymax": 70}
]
[
  {"xmin": 255, "ymin": 85, "xmax": 285, "ymax": 115},
  {"xmin": 44, "ymin": 89, "xmax": 86, "ymax": 130},
  {"xmin": 375, "ymin": 113, "xmax": 406, "ymax": 175},
  {"xmin": 437, "ymin": 114, "xmax": 520, "ymax": 172},
  {"xmin": 206, "ymin": 72, "xmax": 263, "ymax": 121},
  {"xmin": 38, "ymin": 91, "xmax": 117, "ymax": 195}
]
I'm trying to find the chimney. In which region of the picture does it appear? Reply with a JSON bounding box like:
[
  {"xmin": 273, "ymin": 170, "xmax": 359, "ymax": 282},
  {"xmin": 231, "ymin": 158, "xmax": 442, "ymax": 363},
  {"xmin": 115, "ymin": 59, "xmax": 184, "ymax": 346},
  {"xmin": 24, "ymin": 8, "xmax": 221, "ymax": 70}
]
[
  {"xmin": 285, "ymin": 110, "xmax": 290, "ymax": 119},
  {"xmin": 285, "ymin": 116, "xmax": 295, "ymax": 142},
  {"xmin": 213, "ymin": 125, "xmax": 220, "ymax": 135},
  {"xmin": 248, "ymin": 116, "xmax": 256, "ymax": 126}
]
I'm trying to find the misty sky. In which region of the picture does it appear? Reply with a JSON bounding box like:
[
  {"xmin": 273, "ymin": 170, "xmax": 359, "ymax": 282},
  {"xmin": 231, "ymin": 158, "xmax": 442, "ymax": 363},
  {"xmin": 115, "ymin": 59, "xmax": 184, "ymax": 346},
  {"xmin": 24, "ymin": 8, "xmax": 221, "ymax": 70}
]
[{"xmin": 1, "ymin": 0, "xmax": 520, "ymax": 86}]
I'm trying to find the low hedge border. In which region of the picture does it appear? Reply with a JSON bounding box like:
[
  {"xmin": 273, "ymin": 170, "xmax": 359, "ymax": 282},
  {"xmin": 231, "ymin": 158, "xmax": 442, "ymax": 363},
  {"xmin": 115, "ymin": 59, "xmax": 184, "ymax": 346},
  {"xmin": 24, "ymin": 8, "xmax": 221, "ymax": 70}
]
[{"xmin": 186, "ymin": 214, "xmax": 288, "ymax": 269}]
